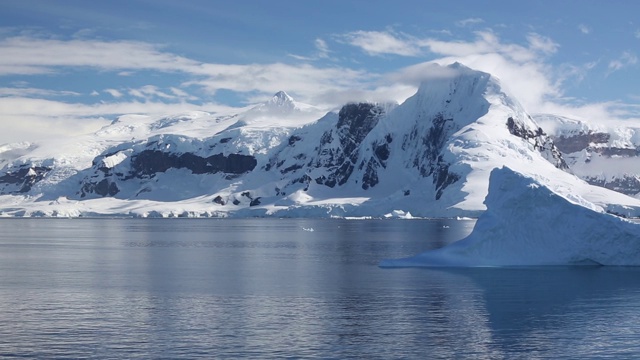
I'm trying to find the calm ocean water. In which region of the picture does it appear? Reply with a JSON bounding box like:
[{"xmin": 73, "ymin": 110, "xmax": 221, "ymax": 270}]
[{"xmin": 1, "ymin": 218, "xmax": 640, "ymax": 359}]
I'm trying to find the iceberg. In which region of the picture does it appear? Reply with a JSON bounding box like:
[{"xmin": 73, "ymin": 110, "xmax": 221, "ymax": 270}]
[{"xmin": 380, "ymin": 167, "xmax": 640, "ymax": 267}]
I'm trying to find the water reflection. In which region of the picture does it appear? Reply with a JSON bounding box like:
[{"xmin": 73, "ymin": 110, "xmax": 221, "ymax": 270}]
[
  {"xmin": 2, "ymin": 218, "xmax": 640, "ymax": 358},
  {"xmin": 412, "ymin": 267, "xmax": 640, "ymax": 358}
]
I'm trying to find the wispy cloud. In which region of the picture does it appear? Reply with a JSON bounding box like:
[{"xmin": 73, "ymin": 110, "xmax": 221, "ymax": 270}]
[
  {"xmin": 608, "ymin": 51, "xmax": 638, "ymax": 74},
  {"xmin": 186, "ymin": 62, "xmax": 373, "ymax": 107},
  {"xmin": 420, "ymin": 31, "xmax": 557, "ymax": 62},
  {"xmin": 0, "ymin": 36, "xmax": 200, "ymax": 75},
  {"xmin": 381, "ymin": 31, "xmax": 567, "ymax": 116},
  {"xmin": 314, "ymin": 38, "xmax": 330, "ymax": 59},
  {"xmin": 288, "ymin": 38, "xmax": 332, "ymax": 61},
  {"xmin": 456, "ymin": 18, "xmax": 484, "ymax": 27},
  {"xmin": 0, "ymin": 87, "xmax": 80, "ymax": 97},
  {"xmin": 338, "ymin": 30, "xmax": 421, "ymax": 56},
  {"xmin": 578, "ymin": 24, "xmax": 591, "ymax": 35},
  {"xmin": 0, "ymin": 29, "xmax": 637, "ymax": 146},
  {"xmin": 104, "ymin": 89, "xmax": 123, "ymax": 98},
  {"xmin": 0, "ymin": 34, "xmax": 374, "ymax": 105},
  {"xmin": 527, "ymin": 33, "xmax": 559, "ymax": 55},
  {"xmin": 0, "ymin": 34, "xmax": 379, "ymax": 143}
]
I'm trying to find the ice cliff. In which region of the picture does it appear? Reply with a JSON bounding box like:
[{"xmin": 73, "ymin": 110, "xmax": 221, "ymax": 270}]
[{"xmin": 380, "ymin": 167, "xmax": 640, "ymax": 267}]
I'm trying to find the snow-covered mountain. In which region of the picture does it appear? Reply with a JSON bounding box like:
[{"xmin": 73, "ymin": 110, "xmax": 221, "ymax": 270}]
[
  {"xmin": 1, "ymin": 63, "xmax": 640, "ymax": 218},
  {"xmin": 534, "ymin": 114, "xmax": 640, "ymax": 197}
]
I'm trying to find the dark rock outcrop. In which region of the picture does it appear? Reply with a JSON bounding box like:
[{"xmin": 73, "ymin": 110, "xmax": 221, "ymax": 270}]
[
  {"xmin": 311, "ymin": 103, "xmax": 384, "ymax": 188},
  {"xmin": 552, "ymin": 132, "xmax": 610, "ymax": 154},
  {"xmin": 0, "ymin": 165, "xmax": 51, "ymax": 194},
  {"xmin": 402, "ymin": 113, "xmax": 462, "ymax": 199},
  {"xmin": 131, "ymin": 150, "xmax": 257, "ymax": 178},
  {"xmin": 507, "ymin": 117, "xmax": 568, "ymax": 170}
]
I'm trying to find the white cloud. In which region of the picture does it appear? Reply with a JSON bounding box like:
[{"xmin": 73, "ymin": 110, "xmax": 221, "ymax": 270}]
[
  {"xmin": 0, "ymin": 96, "xmax": 237, "ymax": 145},
  {"xmin": 608, "ymin": 51, "xmax": 638, "ymax": 73},
  {"xmin": 0, "ymin": 34, "xmax": 382, "ymax": 144},
  {"xmin": 104, "ymin": 89, "xmax": 123, "ymax": 98},
  {"xmin": 339, "ymin": 30, "xmax": 421, "ymax": 56},
  {"xmin": 0, "ymin": 87, "xmax": 80, "ymax": 97},
  {"xmin": 128, "ymin": 85, "xmax": 176, "ymax": 100},
  {"xmin": 0, "ymin": 34, "xmax": 374, "ymax": 107},
  {"xmin": 526, "ymin": 33, "xmax": 559, "ymax": 55},
  {"xmin": 188, "ymin": 62, "xmax": 373, "ymax": 107},
  {"xmin": 315, "ymin": 38, "xmax": 330, "ymax": 58},
  {"xmin": 420, "ymin": 31, "xmax": 557, "ymax": 63},
  {"xmin": 287, "ymin": 38, "xmax": 332, "ymax": 61},
  {"xmin": 0, "ymin": 31, "xmax": 636, "ymax": 146},
  {"xmin": 578, "ymin": 24, "xmax": 591, "ymax": 35},
  {"xmin": 170, "ymin": 87, "xmax": 198, "ymax": 101},
  {"xmin": 456, "ymin": 18, "xmax": 484, "ymax": 27},
  {"xmin": 380, "ymin": 31, "xmax": 572, "ymax": 117},
  {"xmin": 0, "ymin": 36, "xmax": 201, "ymax": 75}
]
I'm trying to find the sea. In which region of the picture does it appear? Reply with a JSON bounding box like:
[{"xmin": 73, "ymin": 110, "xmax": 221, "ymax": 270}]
[{"xmin": 1, "ymin": 218, "xmax": 640, "ymax": 359}]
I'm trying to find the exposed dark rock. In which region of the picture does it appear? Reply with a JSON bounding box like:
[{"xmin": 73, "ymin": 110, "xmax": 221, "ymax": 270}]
[
  {"xmin": 433, "ymin": 160, "xmax": 460, "ymax": 200},
  {"xmin": 507, "ymin": 117, "xmax": 568, "ymax": 170},
  {"xmin": 361, "ymin": 158, "xmax": 379, "ymax": 190},
  {"xmin": 130, "ymin": 150, "xmax": 257, "ymax": 177},
  {"xmin": 598, "ymin": 147, "xmax": 639, "ymax": 157},
  {"xmin": 80, "ymin": 178, "xmax": 119, "ymax": 198},
  {"xmin": 552, "ymin": 132, "xmax": 610, "ymax": 154},
  {"xmin": 281, "ymin": 164, "xmax": 303, "ymax": 174},
  {"xmin": 249, "ymin": 197, "xmax": 261, "ymax": 206},
  {"xmin": 0, "ymin": 166, "xmax": 51, "ymax": 194},
  {"xmin": 232, "ymin": 199, "xmax": 241, "ymax": 205},
  {"xmin": 585, "ymin": 176, "xmax": 640, "ymax": 196},
  {"xmin": 399, "ymin": 112, "xmax": 463, "ymax": 198},
  {"xmin": 374, "ymin": 143, "xmax": 390, "ymax": 162},
  {"xmin": 213, "ymin": 195, "xmax": 226, "ymax": 205},
  {"xmin": 404, "ymin": 113, "xmax": 456, "ymax": 178},
  {"xmin": 310, "ymin": 103, "xmax": 384, "ymax": 188},
  {"xmin": 288, "ymin": 135, "xmax": 302, "ymax": 146}
]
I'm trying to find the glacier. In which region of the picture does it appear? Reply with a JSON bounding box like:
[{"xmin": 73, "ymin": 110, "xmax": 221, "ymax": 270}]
[{"xmin": 380, "ymin": 167, "xmax": 640, "ymax": 267}]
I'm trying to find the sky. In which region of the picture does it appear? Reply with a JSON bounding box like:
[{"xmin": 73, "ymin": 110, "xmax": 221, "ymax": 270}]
[{"xmin": 1, "ymin": 0, "xmax": 639, "ymax": 145}]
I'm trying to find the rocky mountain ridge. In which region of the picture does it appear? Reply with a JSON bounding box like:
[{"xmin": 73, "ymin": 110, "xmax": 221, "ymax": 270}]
[{"xmin": 0, "ymin": 63, "xmax": 639, "ymax": 218}]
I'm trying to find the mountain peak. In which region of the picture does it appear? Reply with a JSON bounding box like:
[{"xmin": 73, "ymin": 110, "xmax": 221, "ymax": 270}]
[
  {"xmin": 415, "ymin": 63, "xmax": 492, "ymax": 97},
  {"xmin": 267, "ymin": 91, "xmax": 295, "ymax": 108}
]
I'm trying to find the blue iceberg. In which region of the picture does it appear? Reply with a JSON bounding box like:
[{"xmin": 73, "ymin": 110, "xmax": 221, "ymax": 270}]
[{"xmin": 381, "ymin": 167, "xmax": 640, "ymax": 267}]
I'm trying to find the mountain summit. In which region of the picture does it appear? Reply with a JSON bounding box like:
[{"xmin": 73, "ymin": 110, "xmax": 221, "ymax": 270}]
[
  {"xmin": 267, "ymin": 91, "xmax": 295, "ymax": 108},
  {"xmin": 1, "ymin": 63, "xmax": 639, "ymax": 217}
]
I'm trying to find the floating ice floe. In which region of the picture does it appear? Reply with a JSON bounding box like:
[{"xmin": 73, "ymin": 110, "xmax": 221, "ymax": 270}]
[{"xmin": 380, "ymin": 167, "xmax": 640, "ymax": 267}]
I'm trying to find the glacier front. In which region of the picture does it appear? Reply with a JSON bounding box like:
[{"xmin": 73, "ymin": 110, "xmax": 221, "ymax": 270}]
[{"xmin": 380, "ymin": 167, "xmax": 640, "ymax": 267}]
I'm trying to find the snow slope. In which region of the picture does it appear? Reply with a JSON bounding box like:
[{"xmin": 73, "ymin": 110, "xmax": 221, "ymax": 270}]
[
  {"xmin": 1, "ymin": 63, "xmax": 640, "ymax": 218},
  {"xmin": 380, "ymin": 167, "xmax": 640, "ymax": 267}
]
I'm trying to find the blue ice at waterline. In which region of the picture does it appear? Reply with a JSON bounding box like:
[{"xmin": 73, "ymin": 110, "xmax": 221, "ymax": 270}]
[{"xmin": 380, "ymin": 167, "xmax": 640, "ymax": 267}]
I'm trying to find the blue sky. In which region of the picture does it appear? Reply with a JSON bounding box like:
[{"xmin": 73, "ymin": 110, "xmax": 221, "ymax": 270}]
[{"xmin": 1, "ymin": 0, "xmax": 639, "ymax": 144}]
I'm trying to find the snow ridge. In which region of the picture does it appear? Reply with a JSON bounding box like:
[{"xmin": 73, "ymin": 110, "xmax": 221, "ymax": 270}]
[{"xmin": 1, "ymin": 63, "xmax": 640, "ymax": 218}]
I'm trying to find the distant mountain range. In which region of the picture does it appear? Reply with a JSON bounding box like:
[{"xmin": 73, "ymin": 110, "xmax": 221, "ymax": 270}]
[{"xmin": 1, "ymin": 63, "xmax": 639, "ymax": 218}]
